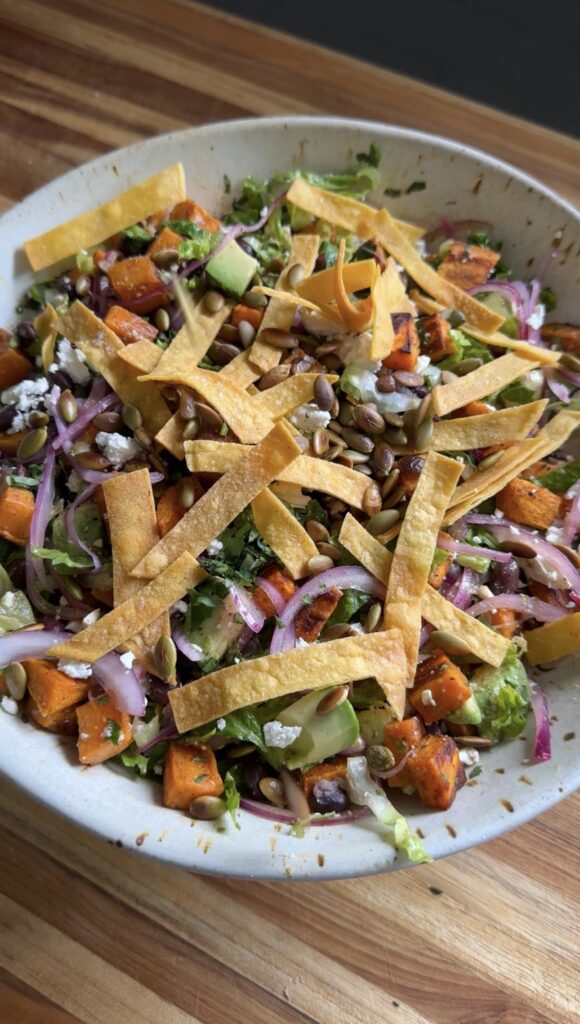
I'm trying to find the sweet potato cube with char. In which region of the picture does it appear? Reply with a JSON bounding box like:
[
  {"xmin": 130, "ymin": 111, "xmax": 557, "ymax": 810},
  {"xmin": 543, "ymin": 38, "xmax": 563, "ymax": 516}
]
[
  {"xmin": 410, "ymin": 650, "xmax": 471, "ymax": 724},
  {"xmin": 25, "ymin": 695, "xmax": 79, "ymax": 735},
  {"xmin": 495, "ymin": 477, "xmax": 563, "ymax": 530},
  {"xmin": 408, "ymin": 734, "xmax": 466, "ymax": 810},
  {"xmin": 0, "ymin": 328, "xmax": 32, "ymax": 389},
  {"xmin": 0, "ymin": 486, "xmax": 35, "ymax": 546},
  {"xmin": 147, "ymin": 226, "xmax": 183, "ymax": 258},
  {"xmin": 0, "ymin": 430, "xmax": 27, "ymax": 455},
  {"xmin": 301, "ymin": 757, "xmax": 347, "ymax": 798},
  {"xmin": 76, "ymin": 695, "xmax": 133, "ymax": 765},
  {"xmin": 437, "ymin": 241, "xmax": 500, "ymax": 290},
  {"xmin": 163, "ymin": 742, "xmax": 223, "ymax": 810},
  {"xmin": 231, "ymin": 304, "xmax": 264, "ymax": 331},
  {"xmin": 541, "ymin": 323, "xmax": 580, "ymax": 354},
  {"xmin": 383, "ymin": 313, "xmax": 419, "ymax": 372},
  {"xmin": 295, "ymin": 586, "xmax": 342, "ymax": 643},
  {"xmin": 107, "ymin": 256, "xmax": 167, "ymax": 314},
  {"xmin": 104, "ymin": 305, "xmax": 158, "ymax": 345},
  {"xmin": 383, "ymin": 716, "xmax": 425, "ymax": 788},
  {"xmin": 453, "ymin": 400, "xmax": 494, "ymax": 418},
  {"xmin": 156, "ymin": 478, "xmax": 204, "ymax": 538},
  {"xmin": 420, "ymin": 312, "xmax": 456, "ymax": 362},
  {"xmin": 253, "ymin": 565, "xmax": 297, "ymax": 618},
  {"xmin": 491, "ymin": 607, "xmax": 518, "ymax": 639},
  {"xmin": 428, "ymin": 533, "xmax": 453, "ymax": 590},
  {"xmin": 23, "ymin": 659, "xmax": 90, "ymax": 716},
  {"xmin": 170, "ymin": 199, "xmax": 221, "ymax": 233}
]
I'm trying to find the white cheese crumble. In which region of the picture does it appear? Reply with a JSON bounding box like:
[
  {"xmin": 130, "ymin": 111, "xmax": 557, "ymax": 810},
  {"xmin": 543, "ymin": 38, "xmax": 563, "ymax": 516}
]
[
  {"xmin": 289, "ymin": 403, "xmax": 331, "ymax": 436},
  {"xmin": 82, "ymin": 609, "xmax": 101, "ymax": 626},
  {"xmin": 459, "ymin": 748, "xmax": 480, "ymax": 767},
  {"xmin": 2, "ymin": 591, "xmax": 15, "ymax": 608},
  {"xmin": 216, "ymin": 718, "xmax": 226, "ymax": 732},
  {"xmin": 262, "ymin": 721, "xmax": 302, "ymax": 749},
  {"xmin": 421, "ymin": 688, "xmax": 437, "ymax": 707},
  {"xmin": 545, "ymin": 523, "xmax": 568, "ymax": 545},
  {"xmin": 95, "ymin": 431, "xmax": 142, "ymax": 468},
  {"xmin": 206, "ymin": 539, "xmax": 224, "ymax": 557},
  {"xmin": 526, "ymin": 303, "xmax": 545, "ymax": 331},
  {"xmin": 1, "ymin": 695, "xmax": 19, "ymax": 715},
  {"xmin": 119, "ymin": 651, "xmax": 136, "ymax": 669},
  {"xmin": 474, "ymin": 585, "xmax": 494, "ymax": 600},
  {"xmin": 67, "ymin": 470, "xmax": 83, "ymax": 493},
  {"xmin": 1, "ymin": 377, "xmax": 50, "ymax": 433},
  {"xmin": 518, "ymin": 555, "xmax": 569, "ymax": 590},
  {"xmin": 55, "ymin": 338, "xmax": 90, "ymax": 384},
  {"xmin": 57, "ymin": 659, "xmax": 93, "ymax": 679},
  {"xmin": 296, "ymin": 637, "xmax": 310, "ymax": 649},
  {"xmin": 416, "ymin": 354, "xmax": 431, "ymax": 373},
  {"xmin": 101, "ymin": 721, "xmax": 124, "ymax": 742},
  {"xmin": 414, "ymin": 238, "xmax": 427, "ymax": 259},
  {"xmin": 171, "ymin": 600, "xmax": 188, "ymax": 616}
]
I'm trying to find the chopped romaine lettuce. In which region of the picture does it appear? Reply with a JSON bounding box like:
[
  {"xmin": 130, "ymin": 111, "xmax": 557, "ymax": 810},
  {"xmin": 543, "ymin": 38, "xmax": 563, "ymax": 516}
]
[
  {"xmin": 436, "ymin": 329, "xmax": 494, "ymax": 371},
  {"xmin": 534, "ymin": 456, "xmax": 580, "ymax": 493},
  {"xmin": 51, "ymin": 502, "xmax": 104, "ymax": 575},
  {"xmin": 470, "ymin": 644, "xmax": 530, "ymax": 742},
  {"xmin": 345, "ymin": 757, "xmax": 430, "ymax": 863},
  {"xmin": 325, "ymin": 589, "xmax": 369, "ymax": 628},
  {"xmin": 32, "ymin": 546, "xmax": 92, "ymax": 570},
  {"xmin": 223, "ymin": 771, "xmax": 241, "ymax": 828},
  {"xmin": 0, "ymin": 567, "xmax": 35, "ymax": 636}
]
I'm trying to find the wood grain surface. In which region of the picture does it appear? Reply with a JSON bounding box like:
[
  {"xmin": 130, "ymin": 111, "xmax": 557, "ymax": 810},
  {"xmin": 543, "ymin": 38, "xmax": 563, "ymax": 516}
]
[{"xmin": 0, "ymin": 2, "xmax": 578, "ymax": 1022}]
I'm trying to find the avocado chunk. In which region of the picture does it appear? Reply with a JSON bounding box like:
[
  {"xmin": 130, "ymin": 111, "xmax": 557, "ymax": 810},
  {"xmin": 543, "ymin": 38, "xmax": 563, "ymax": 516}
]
[
  {"xmin": 447, "ymin": 694, "xmax": 482, "ymax": 726},
  {"xmin": 357, "ymin": 707, "xmax": 395, "ymax": 746},
  {"xmin": 205, "ymin": 240, "xmax": 258, "ymax": 298},
  {"xmin": 277, "ymin": 688, "xmax": 359, "ymax": 770},
  {"xmin": 187, "ymin": 593, "xmax": 244, "ymax": 662}
]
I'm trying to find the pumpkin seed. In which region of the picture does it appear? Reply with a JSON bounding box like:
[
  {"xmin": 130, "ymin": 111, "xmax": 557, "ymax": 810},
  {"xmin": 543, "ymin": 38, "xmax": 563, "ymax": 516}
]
[
  {"xmin": 306, "ymin": 554, "xmax": 334, "ymax": 574},
  {"xmin": 17, "ymin": 426, "xmax": 47, "ymax": 460},
  {"xmin": 154, "ymin": 308, "xmax": 171, "ymax": 332},
  {"xmin": 382, "ymin": 411, "xmax": 404, "ymax": 428},
  {"xmin": 441, "ymin": 370, "xmax": 459, "ymax": 385},
  {"xmin": 57, "ymin": 389, "xmax": 78, "ymax": 424},
  {"xmin": 478, "ymin": 450, "xmax": 503, "ymax": 470},
  {"xmin": 189, "ymin": 795, "xmax": 227, "ymax": 820},
  {"xmin": 54, "ymin": 573, "xmax": 84, "ymax": 602},
  {"xmin": 553, "ymin": 542, "xmax": 580, "ymax": 569},
  {"xmin": 74, "ymin": 274, "xmax": 91, "ymax": 297},
  {"xmin": 29, "ymin": 410, "xmax": 50, "ymax": 428},
  {"xmin": 326, "ymin": 429, "xmax": 346, "ymax": 448},
  {"xmin": 453, "ymin": 735, "xmax": 493, "ymax": 748},
  {"xmin": 371, "ymin": 441, "xmax": 394, "ymax": 477},
  {"xmin": 342, "ymin": 449, "xmax": 370, "ymax": 465},
  {"xmin": 208, "ymin": 340, "xmax": 242, "ymax": 365},
  {"xmin": 352, "ymin": 404, "xmax": 385, "ymax": 435},
  {"xmin": 457, "ymin": 357, "xmax": 484, "ymax": 376},
  {"xmin": 195, "ymin": 402, "xmax": 223, "ymax": 432},
  {"xmin": 177, "ymin": 477, "xmax": 197, "ymax": 509},
  {"xmin": 237, "ymin": 320, "xmax": 256, "ymax": 348},
  {"xmin": 134, "ymin": 427, "xmax": 153, "ymax": 450},
  {"xmin": 242, "ymin": 290, "xmax": 268, "ymax": 309},
  {"xmin": 154, "ymin": 635, "xmax": 177, "ymax": 682},
  {"xmin": 498, "ymin": 539, "xmax": 538, "ymax": 559},
  {"xmin": 376, "ymin": 373, "xmax": 396, "ymax": 393},
  {"xmin": 342, "ymin": 427, "xmax": 374, "ymax": 454},
  {"xmin": 362, "ymin": 482, "xmax": 382, "ymax": 516},
  {"xmin": 305, "ymin": 520, "xmax": 329, "ymax": 542},
  {"xmin": 259, "ymin": 777, "xmax": 286, "ymax": 807},
  {"xmin": 561, "ymin": 353, "xmax": 580, "ymax": 373},
  {"xmin": 324, "ymin": 623, "xmax": 355, "ymax": 640},
  {"xmin": 394, "ymin": 370, "xmax": 424, "ymax": 388},
  {"xmin": 313, "ymin": 374, "xmax": 335, "ymax": 412},
  {"xmin": 317, "ymin": 541, "xmax": 341, "ymax": 561},
  {"xmin": 258, "ymin": 365, "xmax": 291, "ymax": 390},
  {"xmin": 122, "ymin": 403, "xmax": 143, "ymax": 431},
  {"xmin": 382, "ymin": 484, "xmax": 406, "ymax": 510},
  {"xmin": 151, "ymin": 247, "xmax": 179, "ymax": 267},
  {"xmin": 325, "ymin": 444, "xmax": 345, "ymax": 461},
  {"xmin": 280, "ymin": 767, "xmax": 310, "ymax": 822},
  {"xmin": 259, "ymin": 327, "xmax": 298, "ymax": 349},
  {"xmin": 148, "ymin": 452, "xmax": 167, "ymax": 477},
  {"xmin": 5, "ymin": 661, "xmax": 27, "ymax": 701},
  {"xmin": 353, "ymin": 464, "xmax": 372, "ymax": 476},
  {"xmin": 412, "ymin": 415, "xmax": 434, "ymax": 451},
  {"xmin": 316, "ymin": 340, "xmax": 341, "ymax": 357},
  {"xmin": 383, "ymin": 426, "xmax": 408, "ymax": 447},
  {"xmin": 74, "ymin": 450, "xmax": 110, "ymax": 471},
  {"xmin": 364, "ymin": 602, "xmax": 382, "ymax": 634},
  {"xmin": 381, "ymin": 467, "xmax": 400, "ymax": 499},
  {"xmin": 430, "ymin": 630, "xmax": 472, "ymax": 655},
  {"xmin": 367, "ymin": 508, "xmax": 400, "ymax": 535},
  {"xmin": 286, "ymin": 262, "xmax": 305, "ymax": 289},
  {"xmin": 312, "ymin": 427, "xmax": 329, "ymax": 456},
  {"xmin": 366, "ymin": 745, "xmax": 395, "ymax": 772},
  {"xmin": 204, "ymin": 289, "xmax": 225, "ymax": 313},
  {"xmin": 316, "ymin": 684, "xmax": 349, "ymax": 715},
  {"xmin": 217, "ymin": 324, "xmax": 240, "ymax": 344},
  {"xmin": 160, "ymin": 385, "xmax": 180, "ymax": 404},
  {"xmin": 330, "ymin": 396, "xmax": 340, "ymax": 419},
  {"xmin": 182, "ymin": 417, "xmax": 200, "ymax": 441},
  {"xmin": 338, "ymin": 402, "xmax": 355, "ymax": 427},
  {"xmin": 178, "ymin": 391, "xmax": 197, "ymax": 421}
]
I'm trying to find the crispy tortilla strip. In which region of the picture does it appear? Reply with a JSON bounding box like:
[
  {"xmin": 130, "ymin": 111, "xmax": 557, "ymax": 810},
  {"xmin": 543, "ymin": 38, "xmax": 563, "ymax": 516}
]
[
  {"xmin": 394, "ymin": 400, "xmax": 547, "ymax": 454},
  {"xmin": 431, "ymin": 352, "xmax": 541, "ymax": 417},
  {"xmin": 368, "ymin": 261, "xmax": 397, "ymax": 359},
  {"xmin": 184, "ymin": 441, "xmax": 370, "ymax": 509},
  {"xmin": 220, "ymin": 348, "xmax": 261, "ymax": 389},
  {"xmin": 34, "ymin": 304, "xmax": 59, "ymax": 374},
  {"xmin": 58, "ymin": 302, "xmax": 170, "ymax": 435},
  {"xmin": 384, "ymin": 452, "xmax": 463, "ymax": 676},
  {"xmin": 24, "ymin": 163, "xmax": 186, "ymax": 272},
  {"xmin": 286, "ymin": 177, "xmax": 424, "ymax": 245},
  {"xmin": 524, "ymin": 613, "xmax": 580, "ymax": 665},
  {"xmin": 296, "ymin": 258, "xmax": 376, "ymax": 305},
  {"xmin": 139, "ymin": 364, "xmax": 274, "ymax": 444},
  {"xmin": 253, "ymin": 372, "xmax": 338, "ymax": 420},
  {"xmin": 162, "ymin": 281, "xmax": 233, "ymax": 372},
  {"xmin": 251, "ymin": 488, "xmax": 317, "ymax": 579},
  {"xmin": 252, "ymin": 285, "xmax": 342, "ymax": 324},
  {"xmin": 118, "ymin": 339, "xmax": 160, "ymax": 374},
  {"xmin": 248, "ymin": 235, "xmax": 320, "ymax": 374},
  {"xmin": 411, "ymin": 291, "xmax": 561, "ymax": 365},
  {"xmin": 47, "ymin": 553, "xmax": 203, "ymax": 662},
  {"xmin": 446, "ymin": 409, "xmax": 580, "ymax": 524},
  {"xmin": 102, "ymin": 469, "xmax": 169, "ymax": 670},
  {"xmin": 170, "ymin": 629, "xmax": 407, "ymax": 731},
  {"xmin": 133, "ymin": 421, "xmax": 302, "ymax": 578},
  {"xmin": 339, "ymin": 512, "xmax": 509, "ymax": 667}
]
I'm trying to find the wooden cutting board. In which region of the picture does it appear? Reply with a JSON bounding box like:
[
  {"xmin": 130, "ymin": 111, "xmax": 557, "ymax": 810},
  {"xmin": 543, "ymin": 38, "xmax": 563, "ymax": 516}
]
[{"xmin": 0, "ymin": 2, "xmax": 578, "ymax": 1022}]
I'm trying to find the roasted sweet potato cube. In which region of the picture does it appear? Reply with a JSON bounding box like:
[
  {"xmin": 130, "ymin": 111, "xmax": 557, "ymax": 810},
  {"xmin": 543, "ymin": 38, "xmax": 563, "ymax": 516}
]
[
  {"xmin": 253, "ymin": 566, "xmax": 297, "ymax": 618},
  {"xmin": 295, "ymin": 586, "xmax": 342, "ymax": 643},
  {"xmin": 0, "ymin": 486, "xmax": 35, "ymax": 546},
  {"xmin": 420, "ymin": 312, "xmax": 456, "ymax": 362},
  {"xmin": 0, "ymin": 329, "xmax": 33, "ymax": 389},
  {"xmin": 408, "ymin": 734, "xmax": 466, "ymax": 809},
  {"xmin": 541, "ymin": 323, "xmax": 580, "ymax": 353},
  {"xmin": 453, "ymin": 400, "xmax": 494, "ymax": 418},
  {"xmin": 495, "ymin": 477, "xmax": 562, "ymax": 530},
  {"xmin": 107, "ymin": 256, "xmax": 167, "ymax": 314},
  {"xmin": 170, "ymin": 199, "xmax": 221, "ymax": 233},
  {"xmin": 428, "ymin": 534, "xmax": 453, "ymax": 590},
  {"xmin": 147, "ymin": 226, "xmax": 183, "ymax": 257},
  {"xmin": 0, "ymin": 430, "xmax": 27, "ymax": 455},
  {"xmin": 383, "ymin": 716, "xmax": 425, "ymax": 788},
  {"xmin": 76, "ymin": 696, "xmax": 133, "ymax": 765},
  {"xmin": 384, "ymin": 313, "xmax": 419, "ymax": 372},
  {"xmin": 231, "ymin": 304, "xmax": 264, "ymax": 331},
  {"xmin": 23, "ymin": 659, "xmax": 90, "ymax": 716},
  {"xmin": 156, "ymin": 478, "xmax": 204, "ymax": 538},
  {"xmin": 301, "ymin": 757, "xmax": 347, "ymax": 798},
  {"xmin": 410, "ymin": 650, "xmax": 471, "ymax": 724},
  {"xmin": 163, "ymin": 742, "xmax": 223, "ymax": 810},
  {"xmin": 490, "ymin": 607, "xmax": 518, "ymax": 639},
  {"xmin": 104, "ymin": 305, "xmax": 158, "ymax": 345},
  {"xmin": 25, "ymin": 695, "xmax": 79, "ymax": 735},
  {"xmin": 437, "ymin": 241, "xmax": 500, "ymax": 290}
]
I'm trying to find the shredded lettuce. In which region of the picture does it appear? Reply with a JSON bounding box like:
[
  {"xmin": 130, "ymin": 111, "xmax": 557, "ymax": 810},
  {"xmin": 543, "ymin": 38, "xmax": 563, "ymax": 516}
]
[
  {"xmin": 223, "ymin": 771, "xmax": 241, "ymax": 828},
  {"xmin": 0, "ymin": 566, "xmax": 35, "ymax": 636},
  {"xmin": 436, "ymin": 329, "xmax": 494, "ymax": 371},
  {"xmin": 32, "ymin": 546, "xmax": 91, "ymax": 570},
  {"xmin": 470, "ymin": 644, "xmax": 530, "ymax": 742},
  {"xmin": 345, "ymin": 757, "xmax": 430, "ymax": 864},
  {"xmin": 534, "ymin": 457, "xmax": 580, "ymax": 493},
  {"xmin": 51, "ymin": 502, "xmax": 104, "ymax": 575}
]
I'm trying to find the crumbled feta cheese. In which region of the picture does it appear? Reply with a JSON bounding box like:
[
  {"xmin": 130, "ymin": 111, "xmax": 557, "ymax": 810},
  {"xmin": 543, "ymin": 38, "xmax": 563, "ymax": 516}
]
[
  {"xmin": 2, "ymin": 591, "xmax": 15, "ymax": 609},
  {"xmin": 416, "ymin": 355, "xmax": 431, "ymax": 373},
  {"xmin": 526, "ymin": 303, "xmax": 545, "ymax": 331},
  {"xmin": 546, "ymin": 523, "xmax": 567, "ymax": 545},
  {"xmin": 520, "ymin": 368, "xmax": 544, "ymax": 397},
  {"xmin": 170, "ymin": 600, "xmax": 188, "ymax": 615},
  {"xmin": 95, "ymin": 431, "xmax": 142, "ymax": 468},
  {"xmin": 67, "ymin": 470, "xmax": 83, "ymax": 494},
  {"xmin": 56, "ymin": 338, "xmax": 90, "ymax": 384},
  {"xmin": 79, "ymin": 732, "xmax": 89, "ymax": 741},
  {"xmin": 57, "ymin": 659, "xmax": 93, "ymax": 679},
  {"xmin": 216, "ymin": 718, "xmax": 226, "ymax": 732},
  {"xmin": 119, "ymin": 651, "xmax": 136, "ymax": 669},
  {"xmin": 82, "ymin": 609, "xmax": 101, "ymax": 627},
  {"xmin": 494, "ymin": 509, "xmax": 504, "ymax": 519},
  {"xmin": 414, "ymin": 238, "xmax": 427, "ymax": 259},
  {"xmin": 1, "ymin": 695, "xmax": 19, "ymax": 715},
  {"xmin": 289, "ymin": 403, "xmax": 331, "ymax": 436},
  {"xmin": 474, "ymin": 585, "xmax": 494, "ymax": 600},
  {"xmin": 459, "ymin": 748, "xmax": 480, "ymax": 767},
  {"xmin": 1, "ymin": 377, "xmax": 50, "ymax": 433},
  {"xmin": 518, "ymin": 555, "xmax": 569, "ymax": 590},
  {"xmin": 206, "ymin": 539, "xmax": 224, "ymax": 557},
  {"xmin": 421, "ymin": 688, "xmax": 437, "ymax": 707},
  {"xmin": 296, "ymin": 637, "xmax": 310, "ymax": 649},
  {"xmin": 263, "ymin": 721, "xmax": 302, "ymax": 749}
]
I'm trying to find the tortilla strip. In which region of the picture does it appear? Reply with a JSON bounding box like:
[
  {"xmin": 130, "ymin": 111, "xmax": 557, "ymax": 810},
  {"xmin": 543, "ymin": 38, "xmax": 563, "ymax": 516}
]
[
  {"xmin": 411, "ymin": 291, "xmax": 561, "ymax": 366},
  {"xmin": 253, "ymin": 372, "xmax": 338, "ymax": 420},
  {"xmin": 338, "ymin": 513, "xmax": 509, "ymax": 667},
  {"xmin": 57, "ymin": 302, "xmax": 170, "ymax": 435},
  {"xmin": 366, "ymin": 262, "xmax": 394, "ymax": 360},
  {"xmin": 248, "ymin": 235, "xmax": 320, "ymax": 374},
  {"xmin": 118, "ymin": 339, "xmax": 160, "ymax": 374},
  {"xmin": 220, "ymin": 348, "xmax": 262, "ymax": 390},
  {"xmin": 384, "ymin": 452, "xmax": 463, "ymax": 676},
  {"xmin": 161, "ymin": 281, "xmax": 233, "ymax": 372},
  {"xmin": 139, "ymin": 364, "xmax": 274, "ymax": 444},
  {"xmin": 184, "ymin": 441, "xmax": 370, "ymax": 509},
  {"xmin": 286, "ymin": 177, "xmax": 424, "ymax": 245},
  {"xmin": 251, "ymin": 488, "xmax": 317, "ymax": 579},
  {"xmin": 296, "ymin": 259, "xmax": 376, "ymax": 305},
  {"xmin": 252, "ymin": 285, "xmax": 343, "ymax": 325},
  {"xmin": 102, "ymin": 469, "xmax": 169, "ymax": 670},
  {"xmin": 34, "ymin": 304, "xmax": 59, "ymax": 373},
  {"xmin": 524, "ymin": 613, "xmax": 580, "ymax": 665},
  {"xmin": 392, "ymin": 400, "xmax": 547, "ymax": 454},
  {"xmin": 431, "ymin": 352, "xmax": 541, "ymax": 417},
  {"xmin": 24, "ymin": 163, "xmax": 186, "ymax": 272},
  {"xmin": 48, "ymin": 553, "xmax": 203, "ymax": 663},
  {"xmin": 169, "ymin": 629, "xmax": 407, "ymax": 731},
  {"xmin": 132, "ymin": 421, "xmax": 302, "ymax": 579}
]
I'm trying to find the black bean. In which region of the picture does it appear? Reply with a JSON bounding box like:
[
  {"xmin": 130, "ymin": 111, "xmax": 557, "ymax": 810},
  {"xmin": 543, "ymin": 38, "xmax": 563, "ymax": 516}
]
[
  {"xmin": 243, "ymin": 756, "xmax": 269, "ymax": 800},
  {"xmin": 16, "ymin": 322, "xmax": 36, "ymax": 343},
  {"xmin": 489, "ymin": 559, "xmax": 521, "ymax": 595},
  {"xmin": 310, "ymin": 780, "xmax": 349, "ymax": 814}
]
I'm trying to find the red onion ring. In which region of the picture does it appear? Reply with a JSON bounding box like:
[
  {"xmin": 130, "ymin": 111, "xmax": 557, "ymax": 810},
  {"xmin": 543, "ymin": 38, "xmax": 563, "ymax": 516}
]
[
  {"xmin": 467, "ymin": 593, "xmax": 565, "ymax": 623},
  {"xmin": 254, "ymin": 575, "xmax": 287, "ymax": 616},
  {"xmin": 229, "ymin": 583, "xmax": 266, "ymax": 634},
  {"xmin": 464, "ymin": 514, "xmax": 580, "ymax": 591},
  {"xmin": 437, "ymin": 532, "xmax": 512, "ymax": 563},
  {"xmin": 239, "ymin": 797, "xmax": 370, "ymax": 826},
  {"xmin": 173, "ymin": 626, "xmax": 203, "ymax": 662}
]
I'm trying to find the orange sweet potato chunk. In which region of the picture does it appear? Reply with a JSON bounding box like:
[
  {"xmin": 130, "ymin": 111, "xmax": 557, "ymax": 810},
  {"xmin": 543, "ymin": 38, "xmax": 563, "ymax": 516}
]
[
  {"xmin": 163, "ymin": 742, "xmax": 223, "ymax": 810},
  {"xmin": 0, "ymin": 430, "xmax": 27, "ymax": 455},
  {"xmin": 0, "ymin": 329, "xmax": 32, "ymax": 389},
  {"xmin": 170, "ymin": 199, "xmax": 221, "ymax": 233},
  {"xmin": 495, "ymin": 477, "xmax": 563, "ymax": 530},
  {"xmin": 408, "ymin": 734, "xmax": 466, "ymax": 810},
  {"xmin": 108, "ymin": 256, "xmax": 167, "ymax": 314},
  {"xmin": 0, "ymin": 486, "xmax": 35, "ymax": 546},
  {"xmin": 301, "ymin": 757, "xmax": 347, "ymax": 798},
  {"xmin": 383, "ymin": 716, "xmax": 425, "ymax": 789},
  {"xmin": 541, "ymin": 323, "xmax": 580, "ymax": 353},
  {"xmin": 420, "ymin": 312, "xmax": 455, "ymax": 362},
  {"xmin": 231, "ymin": 304, "xmax": 263, "ymax": 331},
  {"xmin": 147, "ymin": 226, "xmax": 183, "ymax": 257},
  {"xmin": 295, "ymin": 586, "xmax": 342, "ymax": 643},
  {"xmin": 76, "ymin": 696, "xmax": 133, "ymax": 765},
  {"xmin": 383, "ymin": 313, "xmax": 419, "ymax": 372},
  {"xmin": 410, "ymin": 650, "xmax": 471, "ymax": 725},
  {"xmin": 104, "ymin": 305, "xmax": 159, "ymax": 345},
  {"xmin": 437, "ymin": 241, "xmax": 500, "ymax": 290},
  {"xmin": 25, "ymin": 695, "xmax": 79, "ymax": 735},
  {"xmin": 253, "ymin": 566, "xmax": 297, "ymax": 618},
  {"xmin": 491, "ymin": 608, "xmax": 518, "ymax": 639},
  {"xmin": 156, "ymin": 478, "xmax": 204, "ymax": 538},
  {"xmin": 23, "ymin": 659, "xmax": 90, "ymax": 717}
]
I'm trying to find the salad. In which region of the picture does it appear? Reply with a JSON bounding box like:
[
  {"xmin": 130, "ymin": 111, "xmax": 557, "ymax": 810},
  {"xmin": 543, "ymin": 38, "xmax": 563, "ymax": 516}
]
[{"xmin": 1, "ymin": 148, "xmax": 579, "ymax": 864}]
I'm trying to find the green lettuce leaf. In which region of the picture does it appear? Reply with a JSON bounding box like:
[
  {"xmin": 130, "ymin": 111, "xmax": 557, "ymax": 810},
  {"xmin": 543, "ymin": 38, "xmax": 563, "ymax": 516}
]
[
  {"xmin": 345, "ymin": 756, "xmax": 430, "ymax": 863},
  {"xmin": 223, "ymin": 771, "xmax": 241, "ymax": 828},
  {"xmin": 534, "ymin": 457, "xmax": 580, "ymax": 493},
  {"xmin": 470, "ymin": 644, "xmax": 530, "ymax": 741},
  {"xmin": 32, "ymin": 546, "xmax": 90, "ymax": 570},
  {"xmin": 436, "ymin": 329, "xmax": 494, "ymax": 372},
  {"xmin": 51, "ymin": 502, "xmax": 104, "ymax": 575},
  {"xmin": 325, "ymin": 589, "xmax": 369, "ymax": 628},
  {"xmin": 0, "ymin": 585, "xmax": 35, "ymax": 636}
]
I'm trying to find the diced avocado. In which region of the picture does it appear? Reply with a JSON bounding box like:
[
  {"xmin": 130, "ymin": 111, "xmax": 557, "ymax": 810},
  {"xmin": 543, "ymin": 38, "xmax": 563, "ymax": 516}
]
[
  {"xmin": 477, "ymin": 292, "xmax": 518, "ymax": 338},
  {"xmin": 357, "ymin": 708, "xmax": 396, "ymax": 745},
  {"xmin": 187, "ymin": 593, "xmax": 244, "ymax": 662},
  {"xmin": 205, "ymin": 240, "xmax": 258, "ymax": 298},
  {"xmin": 278, "ymin": 688, "xmax": 359, "ymax": 770},
  {"xmin": 447, "ymin": 694, "xmax": 482, "ymax": 726}
]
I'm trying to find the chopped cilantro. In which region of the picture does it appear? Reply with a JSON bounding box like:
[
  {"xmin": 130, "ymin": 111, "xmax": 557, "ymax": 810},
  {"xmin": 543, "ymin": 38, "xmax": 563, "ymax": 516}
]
[
  {"xmin": 96, "ymin": 694, "xmax": 110, "ymax": 705},
  {"xmin": 356, "ymin": 143, "xmax": 381, "ymax": 168},
  {"xmin": 406, "ymin": 181, "xmax": 426, "ymax": 194},
  {"xmin": 383, "ymin": 187, "xmax": 402, "ymax": 198},
  {"xmin": 468, "ymin": 765, "xmax": 482, "ymax": 779},
  {"xmin": 223, "ymin": 174, "xmax": 232, "ymax": 194},
  {"xmin": 223, "ymin": 771, "xmax": 241, "ymax": 828},
  {"xmin": 194, "ymin": 773, "xmax": 209, "ymax": 784},
  {"xmin": 123, "ymin": 223, "xmax": 154, "ymax": 242},
  {"xmin": 107, "ymin": 719, "xmax": 122, "ymax": 745},
  {"xmin": 301, "ymin": 594, "xmax": 314, "ymax": 606},
  {"xmin": 540, "ymin": 286, "xmax": 556, "ymax": 312}
]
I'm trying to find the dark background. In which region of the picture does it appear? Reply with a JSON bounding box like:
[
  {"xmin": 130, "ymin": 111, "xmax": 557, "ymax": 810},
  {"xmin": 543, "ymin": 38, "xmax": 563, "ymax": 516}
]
[{"xmin": 211, "ymin": 0, "xmax": 580, "ymax": 138}]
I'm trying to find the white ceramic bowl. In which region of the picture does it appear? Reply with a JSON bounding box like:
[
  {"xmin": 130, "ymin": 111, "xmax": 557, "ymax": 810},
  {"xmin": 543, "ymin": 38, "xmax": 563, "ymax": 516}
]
[{"xmin": 1, "ymin": 117, "xmax": 579, "ymax": 880}]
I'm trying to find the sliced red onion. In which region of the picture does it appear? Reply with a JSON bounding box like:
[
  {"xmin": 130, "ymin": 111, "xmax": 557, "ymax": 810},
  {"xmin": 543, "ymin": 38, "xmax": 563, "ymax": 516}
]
[
  {"xmin": 530, "ymin": 683, "xmax": 551, "ymax": 762},
  {"xmin": 437, "ymin": 532, "xmax": 511, "ymax": 563},
  {"xmin": 0, "ymin": 628, "xmax": 68, "ymax": 665},
  {"xmin": 563, "ymin": 484, "xmax": 580, "ymax": 545},
  {"xmin": 464, "ymin": 514, "xmax": 580, "ymax": 592},
  {"xmin": 544, "ymin": 367, "xmax": 570, "ymax": 404},
  {"xmin": 254, "ymin": 575, "xmax": 287, "ymax": 616},
  {"xmin": 63, "ymin": 482, "xmax": 101, "ymax": 573},
  {"xmin": 239, "ymin": 797, "xmax": 370, "ymax": 826},
  {"xmin": 229, "ymin": 583, "xmax": 266, "ymax": 634},
  {"xmin": 139, "ymin": 714, "xmax": 179, "ymax": 752},
  {"xmin": 419, "ymin": 621, "xmax": 435, "ymax": 647},
  {"xmin": 452, "ymin": 566, "xmax": 480, "ymax": 610},
  {"xmin": 91, "ymin": 652, "xmax": 146, "ymax": 716},
  {"xmin": 372, "ymin": 749, "xmax": 411, "ymax": 780},
  {"xmin": 270, "ymin": 566, "xmax": 385, "ymax": 655},
  {"xmin": 467, "ymin": 593, "xmax": 565, "ymax": 623},
  {"xmin": 173, "ymin": 625, "xmax": 203, "ymax": 662},
  {"xmin": 27, "ymin": 446, "xmax": 56, "ymax": 602},
  {"xmin": 558, "ymin": 366, "xmax": 580, "ymax": 390},
  {"xmin": 340, "ymin": 736, "xmax": 367, "ymax": 756},
  {"xmin": 51, "ymin": 391, "xmax": 119, "ymax": 453}
]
